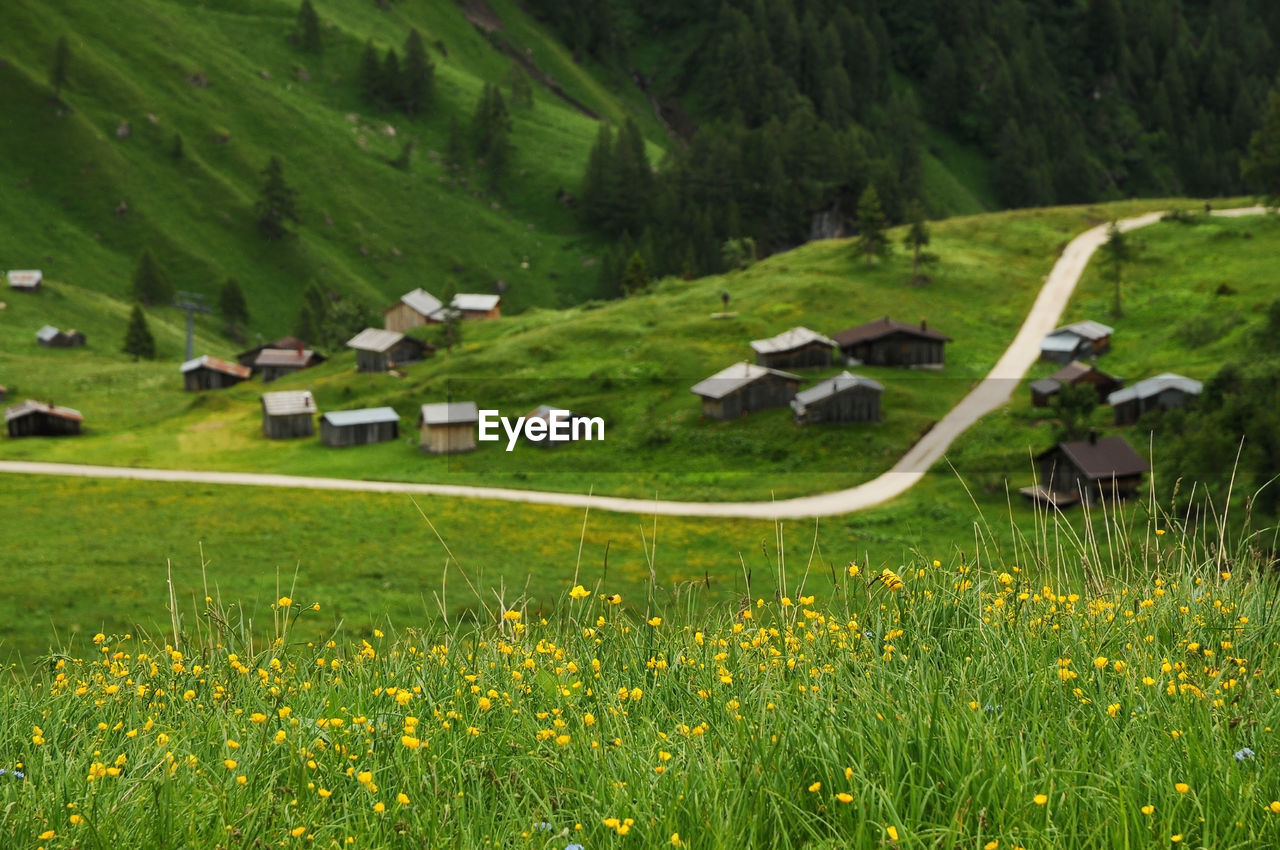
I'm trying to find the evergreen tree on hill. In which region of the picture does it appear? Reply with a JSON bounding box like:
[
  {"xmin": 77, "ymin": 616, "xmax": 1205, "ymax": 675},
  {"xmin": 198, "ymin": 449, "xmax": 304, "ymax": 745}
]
[
  {"xmin": 855, "ymin": 185, "xmax": 889, "ymax": 266},
  {"xmin": 403, "ymin": 29, "xmax": 435, "ymax": 116},
  {"xmin": 296, "ymin": 0, "xmax": 322, "ymax": 55},
  {"xmin": 381, "ymin": 48, "xmax": 404, "ymax": 113},
  {"xmin": 357, "ymin": 40, "xmax": 381, "ymax": 105},
  {"xmin": 131, "ymin": 248, "xmax": 173, "ymax": 307},
  {"xmin": 122, "ymin": 304, "xmax": 156, "ymax": 361},
  {"xmin": 255, "ymin": 156, "xmax": 299, "ymax": 240}
]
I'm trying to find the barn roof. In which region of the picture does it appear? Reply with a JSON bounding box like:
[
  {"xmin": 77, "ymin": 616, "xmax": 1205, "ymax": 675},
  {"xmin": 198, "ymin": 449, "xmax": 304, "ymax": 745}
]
[
  {"xmin": 453, "ymin": 293, "xmax": 501, "ymax": 312},
  {"xmin": 235, "ymin": 337, "xmax": 310, "ymax": 361},
  {"xmin": 261, "ymin": 390, "xmax": 315, "ymax": 416},
  {"xmin": 1037, "ymin": 436, "xmax": 1149, "ymax": 479},
  {"xmin": 5, "ymin": 399, "xmax": 83, "ymax": 423},
  {"xmin": 1029, "ymin": 377, "xmax": 1062, "ymax": 396},
  {"xmin": 833, "ymin": 317, "xmax": 951, "ymax": 347},
  {"xmin": 749, "ymin": 326, "xmax": 837, "ymax": 355},
  {"xmin": 1050, "ymin": 320, "xmax": 1113, "ymax": 341},
  {"xmin": 690, "ymin": 362, "xmax": 801, "ymax": 400},
  {"xmin": 792, "ymin": 371, "xmax": 883, "ymax": 407},
  {"xmin": 36, "ymin": 325, "xmax": 62, "ymax": 342},
  {"xmin": 396, "ymin": 288, "xmax": 444, "ymax": 317},
  {"xmin": 1039, "ymin": 334, "xmax": 1084, "ymax": 354},
  {"xmin": 419, "ymin": 401, "xmax": 479, "ymax": 425},
  {"xmin": 180, "ymin": 355, "xmax": 252, "ymax": 378},
  {"xmin": 254, "ymin": 348, "xmax": 320, "ymax": 368},
  {"xmin": 322, "ymin": 406, "xmax": 399, "ymax": 427},
  {"xmin": 7, "ymin": 270, "xmax": 42, "ymax": 288},
  {"xmin": 346, "ymin": 328, "xmax": 404, "ymax": 353},
  {"xmin": 1106, "ymin": 373, "xmax": 1202, "ymax": 406}
]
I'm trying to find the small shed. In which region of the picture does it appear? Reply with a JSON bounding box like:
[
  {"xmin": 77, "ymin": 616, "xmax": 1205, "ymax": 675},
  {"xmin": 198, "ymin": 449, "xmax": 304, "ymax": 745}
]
[
  {"xmin": 1040, "ymin": 320, "xmax": 1113, "ymax": 363},
  {"xmin": 451, "ymin": 293, "xmax": 502, "ymax": 321},
  {"xmin": 418, "ymin": 401, "xmax": 479, "ymax": 454},
  {"xmin": 180, "ymin": 355, "xmax": 252, "ymax": 392},
  {"xmin": 833, "ymin": 317, "xmax": 951, "ymax": 367},
  {"xmin": 384, "ymin": 288, "xmax": 444, "ymax": 333},
  {"xmin": 346, "ymin": 328, "xmax": 433, "ymax": 372},
  {"xmin": 320, "ymin": 406, "xmax": 399, "ymax": 447},
  {"xmin": 5, "ymin": 399, "xmax": 83, "ymax": 437},
  {"xmin": 7, "ymin": 270, "xmax": 42, "ymax": 292},
  {"xmin": 255, "ymin": 346, "xmax": 325, "ymax": 383},
  {"xmin": 1021, "ymin": 433, "xmax": 1148, "ymax": 507},
  {"xmin": 690, "ymin": 362, "xmax": 801, "ymax": 420},
  {"xmin": 1106, "ymin": 373, "xmax": 1203, "ymax": 425},
  {"xmin": 791, "ymin": 371, "xmax": 884, "ymax": 424},
  {"xmin": 235, "ymin": 337, "xmax": 310, "ymax": 371},
  {"xmin": 750, "ymin": 327, "xmax": 837, "ymax": 370},
  {"xmin": 261, "ymin": 390, "xmax": 316, "ymax": 439},
  {"xmin": 1030, "ymin": 360, "xmax": 1124, "ymax": 407},
  {"xmin": 36, "ymin": 325, "xmax": 84, "ymax": 348}
]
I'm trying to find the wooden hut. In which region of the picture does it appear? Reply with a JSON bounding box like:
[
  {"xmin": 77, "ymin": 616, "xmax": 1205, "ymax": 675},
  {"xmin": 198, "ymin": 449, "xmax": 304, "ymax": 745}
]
[
  {"xmin": 346, "ymin": 328, "xmax": 433, "ymax": 372},
  {"xmin": 235, "ymin": 337, "xmax": 310, "ymax": 371},
  {"xmin": 750, "ymin": 327, "xmax": 837, "ymax": 369},
  {"xmin": 180, "ymin": 355, "xmax": 251, "ymax": 391},
  {"xmin": 36, "ymin": 325, "xmax": 83, "ymax": 348},
  {"xmin": 384, "ymin": 288, "xmax": 444, "ymax": 333},
  {"xmin": 320, "ymin": 407, "xmax": 399, "ymax": 447},
  {"xmin": 1020, "ymin": 433, "xmax": 1148, "ymax": 507},
  {"xmin": 255, "ymin": 346, "xmax": 325, "ymax": 383},
  {"xmin": 418, "ymin": 401, "xmax": 479, "ymax": 454},
  {"xmin": 261, "ymin": 390, "xmax": 316, "ymax": 439},
  {"xmin": 833, "ymin": 317, "xmax": 951, "ymax": 367},
  {"xmin": 690, "ymin": 362, "xmax": 801, "ymax": 420},
  {"xmin": 1039, "ymin": 320, "xmax": 1113, "ymax": 363},
  {"xmin": 5, "ymin": 399, "xmax": 83, "ymax": 437},
  {"xmin": 452, "ymin": 293, "xmax": 502, "ymax": 320},
  {"xmin": 791, "ymin": 371, "xmax": 883, "ymax": 424},
  {"xmin": 1030, "ymin": 360, "xmax": 1124, "ymax": 407},
  {"xmin": 1106, "ymin": 373, "xmax": 1202, "ymax": 425},
  {"xmin": 7, "ymin": 270, "xmax": 42, "ymax": 292}
]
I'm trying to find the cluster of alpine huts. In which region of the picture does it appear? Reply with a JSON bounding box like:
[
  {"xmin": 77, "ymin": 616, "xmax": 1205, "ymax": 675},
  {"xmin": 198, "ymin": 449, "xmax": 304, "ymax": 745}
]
[
  {"xmin": 1021, "ymin": 320, "xmax": 1204, "ymax": 508},
  {"xmin": 689, "ymin": 317, "xmax": 951, "ymax": 425},
  {"xmin": 1, "ymin": 269, "xmax": 86, "ymax": 437}
]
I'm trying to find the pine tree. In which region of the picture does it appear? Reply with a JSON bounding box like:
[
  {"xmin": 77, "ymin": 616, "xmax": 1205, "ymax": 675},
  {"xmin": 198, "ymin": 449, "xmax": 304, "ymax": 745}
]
[
  {"xmin": 50, "ymin": 35, "xmax": 70, "ymax": 99},
  {"xmin": 403, "ymin": 29, "xmax": 434, "ymax": 116},
  {"xmin": 255, "ymin": 156, "xmax": 299, "ymax": 240},
  {"xmin": 855, "ymin": 185, "xmax": 889, "ymax": 266},
  {"xmin": 579, "ymin": 123, "xmax": 614, "ymax": 226},
  {"xmin": 296, "ymin": 0, "xmax": 322, "ymax": 54},
  {"xmin": 902, "ymin": 201, "xmax": 933, "ymax": 283},
  {"xmin": 218, "ymin": 278, "xmax": 250, "ymax": 327},
  {"xmin": 620, "ymin": 251, "xmax": 649, "ymax": 295},
  {"xmin": 357, "ymin": 40, "xmax": 381, "ymax": 105},
  {"xmin": 1243, "ymin": 78, "xmax": 1280, "ymax": 208},
  {"xmin": 131, "ymin": 248, "xmax": 173, "ymax": 307},
  {"xmin": 471, "ymin": 85, "xmax": 513, "ymax": 190},
  {"xmin": 1100, "ymin": 221, "xmax": 1132, "ymax": 318},
  {"xmin": 122, "ymin": 304, "xmax": 156, "ymax": 361}
]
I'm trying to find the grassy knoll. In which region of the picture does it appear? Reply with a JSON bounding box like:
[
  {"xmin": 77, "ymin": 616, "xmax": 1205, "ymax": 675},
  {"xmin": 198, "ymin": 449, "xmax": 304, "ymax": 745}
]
[{"xmin": 1, "ymin": 516, "xmax": 1276, "ymax": 848}]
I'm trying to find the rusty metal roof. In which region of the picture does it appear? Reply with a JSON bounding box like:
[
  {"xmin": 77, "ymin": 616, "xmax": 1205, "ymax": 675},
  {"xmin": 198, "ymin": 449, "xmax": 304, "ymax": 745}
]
[
  {"xmin": 4, "ymin": 399, "xmax": 83, "ymax": 423},
  {"xmin": 261, "ymin": 390, "xmax": 315, "ymax": 417},
  {"xmin": 690, "ymin": 362, "xmax": 802, "ymax": 400},
  {"xmin": 833, "ymin": 317, "xmax": 952, "ymax": 347},
  {"xmin": 180, "ymin": 355, "xmax": 252, "ymax": 378},
  {"xmin": 750, "ymin": 327, "xmax": 837, "ymax": 355}
]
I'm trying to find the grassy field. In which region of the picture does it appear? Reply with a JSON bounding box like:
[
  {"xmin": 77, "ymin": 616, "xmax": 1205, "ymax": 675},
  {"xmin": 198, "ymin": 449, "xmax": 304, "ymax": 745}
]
[{"xmin": 1, "ymin": 513, "xmax": 1276, "ymax": 848}]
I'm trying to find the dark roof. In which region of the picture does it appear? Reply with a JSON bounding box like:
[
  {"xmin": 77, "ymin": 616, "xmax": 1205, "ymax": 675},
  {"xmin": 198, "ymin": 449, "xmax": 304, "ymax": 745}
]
[
  {"xmin": 1049, "ymin": 360, "xmax": 1118, "ymax": 384},
  {"xmin": 1029, "ymin": 378, "xmax": 1062, "ymax": 396},
  {"xmin": 833, "ymin": 317, "xmax": 952, "ymax": 347},
  {"xmin": 1037, "ymin": 436, "xmax": 1149, "ymax": 480},
  {"xmin": 5, "ymin": 399, "xmax": 84, "ymax": 423}
]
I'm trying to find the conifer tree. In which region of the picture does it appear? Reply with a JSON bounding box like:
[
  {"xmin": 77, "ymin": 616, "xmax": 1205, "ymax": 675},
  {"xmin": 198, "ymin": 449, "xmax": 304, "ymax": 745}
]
[
  {"xmin": 50, "ymin": 35, "xmax": 70, "ymax": 99},
  {"xmin": 902, "ymin": 201, "xmax": 933, "ymax": 283},
  {"xmin": 579, "ymin": 123, "xmax": 614, "ymax": 226},
  {"xmin": 1100, "ymin": 221, "xmax": 1132, "ymax": 318},
  {"xmin": 381, "ymin": 48, "xmax": 404, "ymax": 112},
  {"xmin": 621, "ymin": 251, "xmax": 649, "ymax": 295},
  {"xmin": 122, "ymin": 304, "xmax": 156, "ymax": 361},
  {"xmin": 296, "ymin": 0, "xmax": 322, "ymax": 55},
  {"xmin": 403, "ymin": 29, "xmax": 434, "ymax": 116},
  {"xmin": 357, "ymin": 40, "xmax": 381, "ymax": 105},
  {"xmin": 131, "ymin": 248, "xmax": 173, "ymax": 307},
  {"xmin": 255, "ymin": 156, "xmax": 299, "ymax": 240},
  {"xmin": 855, "ymin": 185, "xmax": 889, "ymax": 266}
]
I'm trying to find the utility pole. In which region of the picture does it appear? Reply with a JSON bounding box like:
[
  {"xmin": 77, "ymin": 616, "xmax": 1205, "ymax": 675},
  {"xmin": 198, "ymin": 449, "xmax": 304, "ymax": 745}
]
[{"xmin": 174, "ymin": 291, "xmax": 211, "ymax": 360}]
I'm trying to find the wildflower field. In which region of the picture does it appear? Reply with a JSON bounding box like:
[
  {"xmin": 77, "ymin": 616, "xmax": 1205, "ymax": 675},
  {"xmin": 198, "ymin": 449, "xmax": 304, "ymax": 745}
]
[{"xmin": 3, "ymin": 513, "xmax": 1279, "ymax": 850}]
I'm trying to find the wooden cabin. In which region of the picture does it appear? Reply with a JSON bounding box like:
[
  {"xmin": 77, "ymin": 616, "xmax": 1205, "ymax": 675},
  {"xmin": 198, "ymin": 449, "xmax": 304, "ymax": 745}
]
[
  {"xmin": 1039, "ymin": 320, "xmax": 1113, "ymax": 364},
  {"xmin": 418, "ymin": 401, "xmax": 479, "ymax": 454},
  {"xmin": 346, "ymin": 328, "xmax": 433, "ymax": 372},
  {"xmin": 261, "ymin": 390, "xmax": 316, "ymax": 439},
  {"xmin": 1030, "ymin": 360, "xmax": 1124, "ymax": 407},
  {"xmin": 384, "ymin": 288, "xmax": 444, "ymax": 333},
  {"xmin": 7, "ymin": 270, "xmax": 42, "ymax": 292},
  {"xmin": 690, "ymin": 362, "xmax": 801, "ymax": 420},
  {"xmin": 36, "ymin": 325, "xmax": 84, "ymax": 348},
  {"xmin": 791, "ymin": 371, "xmax": 883, "ymax": 424},
  {"xmin": 5, "ymin": 399, "xmax": 83, "ymax": 437},
  {"xmin": 235, "ymin": 337, "xmax": 310, "ymax": 372},
  {"xmin": 750, "ymin": 327, "xmax": 837, "ymax": 370},
  {"xmin": 833, "ymin": 317, "xmax": 951, "ymax": 367},
  {"xmin": 255, "ymin": 346, "xmax": 325, "ymax": 383},
  {"xmin": 1107, "ymin": 374, "xmax": 1203, "ymax": 426},
  {"xmin": 180, "ymin": 355, "xmax": 252, "ymax": 391},
  {"xmin": 320, "ymin": 407, "xmax": 399, "ymax": 447},
  {"xmin": 1021, "ymin": 434, "xmax": 1148, "ymax": 508},
  {"xmin": 451, "ymin": 293, "xmax": 502, "ymax": 321}
]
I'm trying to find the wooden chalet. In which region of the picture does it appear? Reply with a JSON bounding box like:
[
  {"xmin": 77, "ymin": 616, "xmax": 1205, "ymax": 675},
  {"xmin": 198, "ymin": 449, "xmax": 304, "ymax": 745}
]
[
  {"xmin": 451, "ymin": 293, "xmax": 502, "ymax": 321},
  {"xmin": 320, "ymin": 407, "xmax": 399, "ymax": 447},
  {"xmin": 418, "ymin": 401, "xmax": 479, "ymax": 454},
  {"xmin": 235, "ymin": 337, "xmax": 310, "ymax": 372},
  {"xmin": 750, "ymin": 327, "xmax": 837, "ymax": 370},
  {"xmin": 180, "ymin": 355, "xmax": 251, "ymax": 392},
  {"xmin": 384, "ymin": 288, "xmax": 444, "ymax": 333},
  {"xmin": 36, "ymin": 325, "xmax": 84, "ymax": 347},
  {"xmin": 346, "ymin": 328, "xmax": 433, "ymax": 372},
  {"xmin": 5, "ymin": 399, "xmax": 83, "ymax": 437},
  {"xmin": 1039, "ymin": 320, "xmax": 1113, "ymax": 363},
  {"xmin": 255, "ymin": 346, "xmax": 325, "ymax": 383},
  {"xmin": 791, "ymin": 371, "xmax": 883, "ymax": 424},
  {"xmin": 261, "ymin": 390, "xmax": 316, "ymax": 439},
  {"xmin": 1021, "ymin": 433, "xmax": 1148, "ymax": 508},
  {"xmin": 690, "ymin": 362, "xmax": 801, "ymax": 420},
  {"xmin": 1030, "ymin": 360, "xmax": 1124, "ymax": 407},
  {"xmin": 1106, "ymin": 373, "xmax": 1203, "ymax": 425},
  {"xmin": 7, "ymin": 270, "xmax": 42, "ymax": 292},
  {"xmin": 833, "ymin": 317, "xmax": 951, "ymax": 367}
]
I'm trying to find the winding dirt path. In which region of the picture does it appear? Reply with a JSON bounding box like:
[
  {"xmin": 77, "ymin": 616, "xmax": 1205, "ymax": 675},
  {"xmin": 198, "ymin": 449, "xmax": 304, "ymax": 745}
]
[{"xmin": 0, "ymin": 207, "xmax": 1264, "ymax": 518}]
